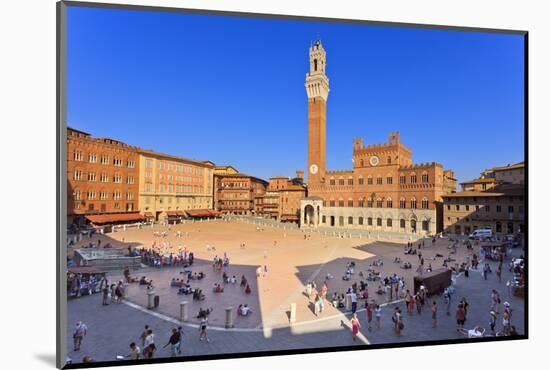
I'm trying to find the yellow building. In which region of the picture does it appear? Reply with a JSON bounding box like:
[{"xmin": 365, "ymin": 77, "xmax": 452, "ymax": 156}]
[{"xmin": 138, "ymin": 149, "xmax": 214, "ymax": 221}]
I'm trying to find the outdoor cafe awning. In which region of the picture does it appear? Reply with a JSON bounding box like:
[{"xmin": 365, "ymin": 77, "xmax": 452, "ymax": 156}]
[
  {"xmin": 85, "ymin": 213, "xmax": 146, "ymax": 224},
  {"xmin": 186, "ymin": 209, "xmax": 221, "ymax": 218}
]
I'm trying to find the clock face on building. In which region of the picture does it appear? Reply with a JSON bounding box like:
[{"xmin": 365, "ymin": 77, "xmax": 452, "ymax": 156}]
[
  {"xmin": 310, "ymin": 164, "xmax": 318, "ymax": 174},
  {"xmin": 370, "ymin": 156, "xmax": 380, "ymax": 166}
]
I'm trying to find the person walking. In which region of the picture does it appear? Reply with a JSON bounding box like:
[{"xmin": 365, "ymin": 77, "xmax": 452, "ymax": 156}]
[
  {"xmin": 431, "ymin": 301, "xmax": 438, "ymax": 328},
  {"xmin": 350, "ymin": 290, "xmax": 358, "ymax": 314},
  {"xmin": 456, "ymin": 303, "xmax": 466, "ymax": 331},
  {"xmin": 443, "ymin": 288, "xmax": 451, "ymax": 316},
  {"xmin": 491, "ymin": 290, "xmax": 501, "ymax": 313},
  {"xmin": 102, "ymin": 284, "xmax": 109, "ymax": 306},
  {"xmin": 72, "ymin": 321, "xmax": 88, "ymax": 351},
  {"xmin": 140, "ymin": 325, "xmax": 149, "ymax": 348},
  {"xmin": 415, "ymin": 293, "xmax": 422, "ymax": 315},
  {"xmin": 351, "ymin": 313, "xmax": 361, "ymax": 341},
  {"xmin": 374, "ymin": 304, "xmax": 382, "ymax": 330},
  {"xmin": 143, "ymin": 329, "xmax": 156, "ymax": 358},
  {"xmin": 365, "ymin": 301, "xmax": 373, "ymax": 331},
  {"xmin": 163, "ymin": 328, "xmax": 181, "ymax": 357},
  {"xmin": 489, "ymin": 310, "xmax": 497, "ymax": 335},
  {"xmin": 496, "ymin": 262, "xmax": 503, "ymax": 283},
  {"xmin": 199, "ymin": 317, "xmax": 210, "ymax": 342},
  {"xmin": 126, "ymin": 342, "xmax": 140, "ymax": 360}
]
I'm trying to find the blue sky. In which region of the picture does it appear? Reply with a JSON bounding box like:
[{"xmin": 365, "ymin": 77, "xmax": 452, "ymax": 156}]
[{"xmin": 67, "ymin": 7, "xmax": 525, "ymax": 184}]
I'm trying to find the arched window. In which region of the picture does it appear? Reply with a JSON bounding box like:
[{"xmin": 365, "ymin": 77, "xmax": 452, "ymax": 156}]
[
  {"xmin": 411, "ymin": 198, "xmax": 417, "ymax": 209},
  {"xmin": 367, "ymin": 176, "xmax": 373, "ymax": 185},
  {"xmin": 329, "ymin": 177, "xmax": 335, "ymax": 186},
  {"xmin": 348, "ymin": 177, "xmax": 353, "ymax": 186},
  {"xmin": 358, "ymin": 217, "xmax": 364, "ymax": 225},
  {"xmin": 367, "ymin": 217, "xmax": 373, "ymax": 226},
  {"xmin": 376, "ymin": 198, "xmax": 383, "ymax": 208},
  {"xmin": 410, "ymin": 173, "xmax": 417, "ymax": 184},
  {"xmin": 338, "ymin": 198, "xmax": 344, "ymax": 207},
  {"xmin": 400, "ymin": 219, "xmax": 406, "ymax": 229},
  {"xmin": 358, "ymin": 198, "xmax": 365, "ymax": 207},
  {"xmin": 358, "ymin": 176, "xmax": 364, "ymax": 185},
  {"xmin": 339, "ymin": 177, "xmax": 345, "ymax": 186},
  {"xmin": 422, "ymin": 198, "xmax": 429, "ymax": 209},
  {"xmin": 348, "ymin": 198, "xmax": 353, "ymax": 207},
  {"xmin": 387, "ymin": 218, "xmax": 393, "ymax": 227},
  {"xmin": 376, "ymin": 175, "xmax": 383, "ymax": 185},
  {"xmin": 386, "ymin": 198, "xmax": 393, "ymax": 208},
  {"xmin": 348, "ymin": 216, "xmax": 353, "ymax": 225},
  {"xmin": 339, "ymin": 216, "xmax": 344, "ymax": 226},
  {"xmin": 400, "ymin": 175, "xmax": 406, "ymax": 184},
  {"xmin": 329, "ymin": 199, "xmax": 335, "ymax": 207},
  {"xmin": 399, "ymin": 198, "xmax": 406, "ymax": 209},
  {"xmin": 422, "ymin": 221, "xmax": 429, "ymax": 231},
  {"xmin": 386, "ymin": 175, "xmax": 393, "ymax": 184},
  {"xmin": 377, "ymin": 217, "xmax": 382, "ymax": 226},
  {"xmin": 367, "ymin": 198, "xmax": 373, "ymax": 208}
]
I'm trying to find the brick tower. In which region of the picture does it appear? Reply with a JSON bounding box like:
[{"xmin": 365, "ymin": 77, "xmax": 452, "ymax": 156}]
[{"xmin": 305, "ymin": 40, "xmax": 330, "ymax": 184}]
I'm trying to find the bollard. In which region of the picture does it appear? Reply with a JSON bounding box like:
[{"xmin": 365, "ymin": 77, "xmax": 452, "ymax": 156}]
[
  {"xmin": 147, "ymin": 290, "xmax": 155, "ymax": 309},
  {"xmin": 225, "ymin": 307, "xmax": 234, "ymax": 328},
  {"xmin": 289, "ymin": 303, "xmax": 297, "ymax": 323},
  {"xmin": 123, "ymin": 283, "xmax": 129, "ymax": 299},
  {"xmin": 345, "ymin": 294, "xmax": 352, "ymax": 311},
  {"xmin": 180, "ymin": 301, "xmax": 188, "ymax": 322}
]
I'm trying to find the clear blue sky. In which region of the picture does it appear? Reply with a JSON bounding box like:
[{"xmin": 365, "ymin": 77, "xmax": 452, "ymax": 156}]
[{"xmin": 67, "ymin": 6, "xmax": 525, "ymax": 184}]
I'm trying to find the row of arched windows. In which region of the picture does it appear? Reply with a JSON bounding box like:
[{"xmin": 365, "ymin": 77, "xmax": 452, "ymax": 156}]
[
  {"xmin": 324, "ymin": 197, "xmax": 431, "ymax": 209},
  {"xmin": 328, "ymin": 172, "xmax": 430, "ymax": 186},
  {"xmin": 321, "ymin": 215, "xmax": 430, "ymax": 231}
]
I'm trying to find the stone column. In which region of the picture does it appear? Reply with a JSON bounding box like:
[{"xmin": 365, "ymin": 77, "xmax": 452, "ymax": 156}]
[
  {"xmin": 289, "ymin": 303, "xmax": 297, "ymax": 323},
  {"xmin": 225, "ymin": 307, "xmax": 233, "ymax": 328},
  {"xmin": 147, "ymin": 290, "xmax": 155, "ymax": 309},
  {"xmin": 344, "ymin": 294, "xmax": 352, "ymax": 311},
  {"xmin": 180, "ymin": 301, "xmax": 188, "ymax": 322}
]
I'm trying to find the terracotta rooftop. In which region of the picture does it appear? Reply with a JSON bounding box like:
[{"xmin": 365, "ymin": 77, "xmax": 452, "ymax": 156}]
[{"xmin": 442, "ymin": 184, "xmax": 525, "ymax": 198}]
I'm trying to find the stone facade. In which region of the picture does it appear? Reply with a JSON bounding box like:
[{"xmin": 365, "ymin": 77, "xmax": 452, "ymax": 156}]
[
  {"xmin": 300, "ymin": 41, "xmax": 456, "ymax": 236},
  {"xmin": 264, "ymin": 172, "xmax": 307, "ymax": 223},
  {"xmin": 442, "ymin": 184, "xmax": 525, "ymax": 236},
  {"xmin": 215, "ymin": 174, "xmax": 268, "ymax": 215},
  {"xmin": 137, "ymin": 149, "xmax": 214, "ymax": 221},
  {"xmin": 67, "ymin": 127, "xmax": 140, "ymax": 225}
]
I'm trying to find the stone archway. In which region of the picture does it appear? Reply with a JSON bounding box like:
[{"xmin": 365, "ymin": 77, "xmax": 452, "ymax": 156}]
[{"xmin": 304, "ymin": 204, "xmax": 316, "ymax": 226}]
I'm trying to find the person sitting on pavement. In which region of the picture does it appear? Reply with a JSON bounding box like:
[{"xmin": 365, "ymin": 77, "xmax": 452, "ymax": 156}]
[
  {"xmin": 213, "ymin": 283, "xmax": 224, "ymax": 293},
  {"xmin": 237, "ymin": 304, "xmax": 253, "ymax": 316}
]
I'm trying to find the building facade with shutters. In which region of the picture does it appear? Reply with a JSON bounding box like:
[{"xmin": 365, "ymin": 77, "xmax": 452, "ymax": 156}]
[
  {"xmin": 67, "ymin": 127, "xmax": 141, "ymax": 226},
  {"xmin": 137, "ymin": 149, "xmax": 214, "ymax": 221}
]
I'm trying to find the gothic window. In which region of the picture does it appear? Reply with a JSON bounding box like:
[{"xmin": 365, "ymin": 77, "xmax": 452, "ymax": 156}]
[
  {"xmin": 376, "ymin": 176, "xmax": 383, "ymax": 185},
  {"xmin": 367, "ymin": 176, "xmax": 373, "ymax": 185},
  {"xmin": 358, "ymin": 177, "xmax": 364, "ymax": 185},
  {"xmin": 422, "ymin": 173, "xmax": 429, "ymax": 183},
  {"xmin": 422, "ymin": 198, "xmax": 429, "ymax": 209},
  {"xmin": 387, "ymin": 218, "xmax": 393, "ymax": 227},
  {"xmin": 400, "ymin": 175, "xmax": 406, "ymax": 184},
  {"xmin": 348, "ymin": 199, "xmax": 353, "ymax": 207},
  {"xmin": 411, "ymin": 198, "xmax": 417, "ymax": 209},
  {"xmin": 339, "ymin": 178, "xmax": 345, "ymax": 186},
  {"xmin": 410, "ymin": 174, "xmax": 417, "ymax": 184},
  {"xmin": 387, "ymin": 198, "xmax": 393, "ymax": 208},
  {"xmin": 376, "ymin": 198, "xmax": 383, "ymax": 208}
]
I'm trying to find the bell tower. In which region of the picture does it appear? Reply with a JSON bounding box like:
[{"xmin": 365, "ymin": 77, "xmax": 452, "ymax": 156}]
[{"xmin": 305, "ymin": 40, "xmax": 329, "ymax": 184}]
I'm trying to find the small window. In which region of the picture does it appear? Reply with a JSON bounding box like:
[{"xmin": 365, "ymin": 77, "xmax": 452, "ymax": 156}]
[
  {"xmin": 411, "ymin": 199, "xmax": 417, "ymax": 209},
  {"xmin": 367, "ymin": 177, "xmax": 373, "ymax": 185},
  {"xmin": 376, "ymin": 176, "xmax": 383, "ymax": 185},
  {"xmin": 386, "ymin": 176, "xmax": 393, "ymax": 185},
  {"xmin": 330, "ymin": 179, "xmax": 336, "ymax": 186},
  {"xmin": 358, "ymin": 217, "xmax": 364, "ymax": 225},
  {"xmin": 410, "ymin": 175, "xmax": 417, "ymax": 184},
  {"xmin": 367, "ymin": 217, "xmax": 373, "ymax": 226},
  {"xmin": 339, "ymin": 178, "xmax": 345, "ymax": 186},
  {"xmin": 400, "ymin": 175, "xmax": 406, "ymax": 184},
  {"xmin": 348, "ymin": 200, "xmax": 353, "ymax": 207},
  {"xmin": 348, "ymin": 217, "xmax": 353, "ymax": 225},
  {"xmin": 338, "ymin": 200, "xmax": 344, "ymax": 207},
  {"xmin": 358, "ymin": 177, "xmax": 364, "ymax": 185},
  {"xmin": 377, "ymin": 218, "xmax": 382, "ymax": 226}
]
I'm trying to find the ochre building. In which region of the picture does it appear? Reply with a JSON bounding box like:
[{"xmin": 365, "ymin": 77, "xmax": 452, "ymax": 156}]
[
  {"xmin": 300, "ymin": 41, "xmax": 456, "ymax": 236},
  {"xmin": 67, "ymin": 127, "xmax": 141, "ymax": 226},
  {"xmin": 137, "ymin": 149, "xmax": 214, "ymax": 221}
]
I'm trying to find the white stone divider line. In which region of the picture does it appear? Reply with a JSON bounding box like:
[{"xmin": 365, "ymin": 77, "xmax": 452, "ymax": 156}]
[{"xmin": 122, "ymin": 297, "xmax": 406, "ymax": 333}]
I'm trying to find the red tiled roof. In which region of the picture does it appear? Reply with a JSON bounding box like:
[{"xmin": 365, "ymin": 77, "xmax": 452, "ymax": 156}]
[
  {"xmin": 186, "ymin": 209, "xmax": 220, "ymax": 217},
  {"xmin": 85, "ymin": 213, "xmax": 146, "ymax": 224}
]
